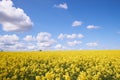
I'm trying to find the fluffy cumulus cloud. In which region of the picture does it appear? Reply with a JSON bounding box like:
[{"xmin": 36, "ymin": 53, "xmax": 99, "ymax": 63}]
[
  {"xmin": 55, "ymin": 44, "xmax": 65, "ymax": 50},
  {"xmin": 27, "ymin": 45, "xmax": 36, "ymax": 50},
  {"xmin": 0, "ymin": 33, "xmax": 101, "ymax": 51},
  {"xmin": 0, "ymin": 0, "xmax": 33, "ymax": 32},
  {"xmin": 86, "ymin": 42, "xmax": 98, "ymax": 47},
  {"xmin": 13, "ymin": 43, "xmax": 26, "ymax": 50},
  {"xmin": 72, "ymin": 20, "xmax": 82, "ymax": 27},
  {"xmin": 0, "ymin": 34, "xmax": 20, "ymax": 50},
  {"xmin": 23, "ymin": 33, "xmax": 56, "ymax": 50},
  {"xmin": 67, "ymin": 40, "xmax": 82, "ymax": 46},
  {"xmin": 66, "ymin": 34, "xmax": 77, "ymax": 39},
  {"xmin": 78, "ymin": 34, "xmax": 84, "ymax": 38},
  {"xmin": 36, "ymin": 32, "xmax": 56, "ymax": 49},
  {"xmin": 23, "ymin": 35, "xmax": 35, "ymax": 42},
  {"xmin": 86, "ymin": 25, "xmax": 99, "ymax": 29},
  {"xmin": 57, "ymin": 33, "xmax": 65, "ymax": 40},
  {"xmin": 9, "ymin": 42, "xmax": 35, "ymax": 51},
  {"xmin": 36, "ymin": 32, "xmax": 51, "ymax": 42},
  {"xmin": 0, "ymin": 34, "xmax": 36, "ymax": 51},
  {"xmin": 0, "ymin": 32, "xmax": 57, "ymax": 51},
  {"xmin": 0, "ymin": 34, "xmax": 19, "ymax": 46},
  {"xmin": 0, "ymin": 32, "xmax": 95, "ymax": 51},
  {"xmin": 24, "ymin": 32, "xmax": 56, "ymax": 50},
  {"xmin": 54, "ymin": 3, "xmax": 68, "ymax": 10},
  {"xmin": 58, "ymin": 33, "xmax": 84, "ymax": 40}
]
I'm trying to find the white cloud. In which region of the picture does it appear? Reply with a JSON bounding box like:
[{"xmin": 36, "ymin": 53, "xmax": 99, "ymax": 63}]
[
  {"xmin": 72, "ymin": 20, "xmax": 82, "ymax": 27},
  {"xmin": 12, "ymin": 42, "xmax": 37, "ymax": 51},
  {"xmin": 36, "ymin": 32, "xmax": 51, "ymax": 42},
  {"xmin": 78, "ymin": 34, "xmax": 84, "ymax": 38},
  {"xmin": 66, "ymin": 34, "xmax": 77, "ymax": 39},
  {"xmin": 0, "ymin": 34, "xmax": 21, "ymax": 51},
  {"xmin": 0, "ymin": 0, "xmax": 33, "ymax": 32},
  {"xmin": 23, "ymin": 35, "xmax": 35, "ymax": 42},
  {"xmin": 23, "ymin": 32, "xmax": 56, "ymax": 49},
  {"xmin": 58, "ymin": 33, "xmax": 84, "ymax": 40},
  {"xmin": 57, "ymin": 33, "xmax": 65, "ymax": 40},
  {"xmin": 0, "ymin": 32, "xmax": 86, "ymax": 51},
  {"xmin": 55, "ymin": 44, "xmax": 62, "ymax": 49},
  {"xmin": 27, "ymin": 45, "xmax": 36, "ymax": 50},
  {"xmin": 0, "ymin": 32, "xmax": 56, "ymax": 51},
  {"xmin": 55, "ymin": 44, "xmax": 64, "ymax": 49},
  {"xmin": 86, "ymin": 25, "xmax": 99, "ymax": 29},
  {"xmin": 86, "ymin": 42, "xmax": 98, "ymax": 47},
  {"xmin": 54, "ymin": 3, "xmax": 68, "ymax": 10},
  {"xmin": 0, "ymin": 34, "xmax": 36, "ymax": 51},
  {"xmin": 67, "ymin": 40, "xmax": 82, "ymax": 46},
  {"xmin": 36, "ymin": 32, "xmax": 56, "ymax": 48},
  {"xmin": 0, "ymin": 34, "xmax": 19, "ymax": 46},
  {"xmin": 13, "ymin": 43, "xmax": 26, "ymax": 50},
  {"xmin": 37, "ymin": 39, "xmax": 55, "ymax": 47}
]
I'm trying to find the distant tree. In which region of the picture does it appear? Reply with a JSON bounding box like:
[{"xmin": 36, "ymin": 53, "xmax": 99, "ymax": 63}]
[
  {"xmin": 0, "ymin": 50, "xmax": 3, "ymax": 52},
  {"xmin": 39, "ymin": 50, "xmax": 42, "ymax": 52}
]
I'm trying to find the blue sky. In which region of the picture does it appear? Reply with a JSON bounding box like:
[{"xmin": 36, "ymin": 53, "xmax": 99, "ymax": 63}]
[{"xmin": 0, "ymin": 0, "xmax": 120, "ymax": 51}]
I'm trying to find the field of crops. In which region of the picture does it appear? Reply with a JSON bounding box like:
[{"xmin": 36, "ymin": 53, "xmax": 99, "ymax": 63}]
[{"xmin": 0, "ymin": 50, "xmax": 120, "ymax": 80}]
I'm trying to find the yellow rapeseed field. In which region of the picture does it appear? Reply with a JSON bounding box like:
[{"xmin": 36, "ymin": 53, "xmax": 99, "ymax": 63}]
[{"xmin": 0, "ymin": 50, "xmax": 120, "ymax": 80}]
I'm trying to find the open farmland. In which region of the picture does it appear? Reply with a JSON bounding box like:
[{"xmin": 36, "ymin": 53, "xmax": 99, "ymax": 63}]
[{"xmin": 0, "ymin": 50, "xmax": 120, "ymax": 80}]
